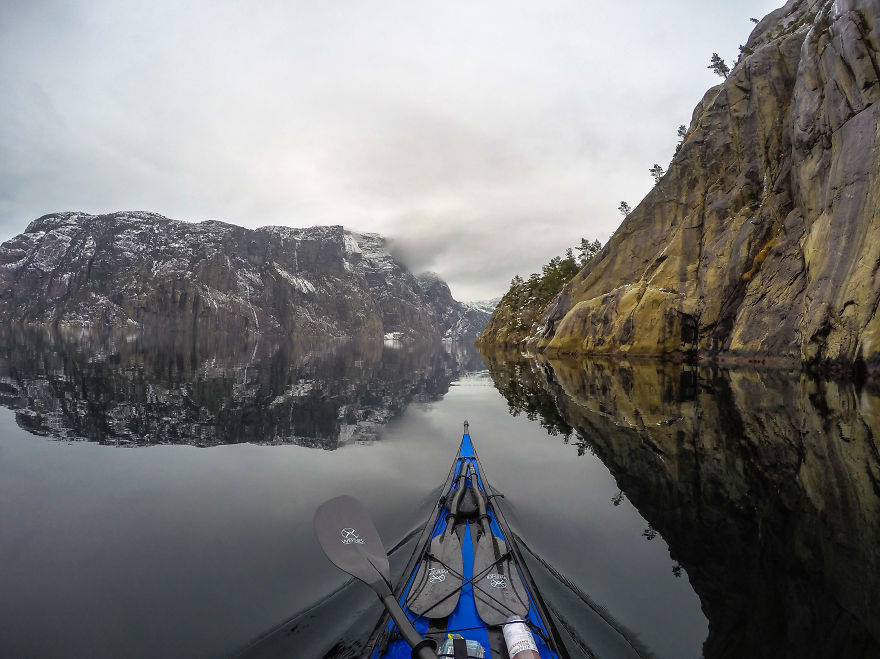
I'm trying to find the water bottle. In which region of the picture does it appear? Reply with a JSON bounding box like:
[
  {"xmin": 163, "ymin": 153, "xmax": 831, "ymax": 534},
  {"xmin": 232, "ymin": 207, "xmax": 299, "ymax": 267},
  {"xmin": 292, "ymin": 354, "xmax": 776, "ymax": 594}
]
[{"xmin": 502, "ymin": 616, "xmax": 540, "ymax": 658}]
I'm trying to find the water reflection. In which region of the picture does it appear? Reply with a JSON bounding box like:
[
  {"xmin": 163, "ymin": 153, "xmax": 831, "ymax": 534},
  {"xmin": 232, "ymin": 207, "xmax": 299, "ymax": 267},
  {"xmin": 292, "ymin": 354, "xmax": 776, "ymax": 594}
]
[
  {"xmin": 482, "ymin": 349, "xmax": 880, "ymax": 658},
  {"xmin": 0, "ymin": 328, "xmax": 481, "ymax": 449},
  {"xmin": 4, "ymin": 326, "xmax": 878, "ymax": 657}
]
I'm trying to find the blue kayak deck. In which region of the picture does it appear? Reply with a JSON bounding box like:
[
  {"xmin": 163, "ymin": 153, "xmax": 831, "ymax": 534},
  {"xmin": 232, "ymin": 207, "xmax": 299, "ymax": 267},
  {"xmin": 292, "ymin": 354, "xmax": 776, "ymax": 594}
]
[{"xmin": 371, "ymin": 432, "xmax": 560, "ymax": 658}]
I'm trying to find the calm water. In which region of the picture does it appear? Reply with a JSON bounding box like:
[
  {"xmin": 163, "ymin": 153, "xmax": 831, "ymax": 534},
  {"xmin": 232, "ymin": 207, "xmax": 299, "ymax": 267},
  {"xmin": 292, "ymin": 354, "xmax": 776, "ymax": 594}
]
[{"xmin": 0, "ymin": 330, "xmax": 878, "ymax": 658}]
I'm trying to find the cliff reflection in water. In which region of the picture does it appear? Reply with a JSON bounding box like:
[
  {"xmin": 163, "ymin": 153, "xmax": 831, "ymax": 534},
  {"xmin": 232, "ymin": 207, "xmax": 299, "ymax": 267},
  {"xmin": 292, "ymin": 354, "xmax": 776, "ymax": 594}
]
[
  {"xmin": 0, "ymin": 329, "xmax": 481, "ymax": 449},
  {"xmin": 483, "ymin": 350, "xmax": 880, "ymax": 659}
]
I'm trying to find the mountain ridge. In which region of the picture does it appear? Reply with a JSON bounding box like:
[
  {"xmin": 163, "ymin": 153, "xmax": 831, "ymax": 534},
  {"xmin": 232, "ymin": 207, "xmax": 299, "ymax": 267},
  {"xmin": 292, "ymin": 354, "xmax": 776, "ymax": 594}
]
[{"xmin": 0, "ymin": 211, "xmax": 490, "ymax": 342}]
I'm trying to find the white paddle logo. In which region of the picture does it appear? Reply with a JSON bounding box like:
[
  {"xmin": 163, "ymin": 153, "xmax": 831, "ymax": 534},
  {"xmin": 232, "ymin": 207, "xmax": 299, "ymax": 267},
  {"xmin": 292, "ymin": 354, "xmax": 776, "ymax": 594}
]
[
  {"xmin": 428, "ymin": 567, "xmax": 448, "ymax": 583},
  {"xmin": 487, "ymin": 573, "xmax": 507, "ymax": 589},
  {"xmin": 340, "ymin": 527, "xmax": 365, "ymax": 545}
]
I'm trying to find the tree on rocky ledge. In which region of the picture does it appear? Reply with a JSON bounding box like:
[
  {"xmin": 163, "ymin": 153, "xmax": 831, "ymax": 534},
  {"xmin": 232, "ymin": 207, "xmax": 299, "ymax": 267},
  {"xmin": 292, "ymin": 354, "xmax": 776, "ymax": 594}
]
[
  {"xmin": 708, "ymin": 52, "xmax": 730, "ymax": 78},
  {"xmin": 676, "ymin": 125, "xmax": 688, "ymax": 152},
  {"xmin": 618, "ymin": 201, "xmax": 632, "ymax": 217},
  {"xmin": 576, "ymin": 238, "xmax": 601, "ymax": 266},
  {"xmin": 649, "ymin": 164, "xmax": 665, "ymax": 184},
  {"xmin": 540, "ymin": 252, "xmax": 580, "ymax": 291},
  {"xmin": 484, "ymin": 238, "xmax": 603, "ymax": 339}
]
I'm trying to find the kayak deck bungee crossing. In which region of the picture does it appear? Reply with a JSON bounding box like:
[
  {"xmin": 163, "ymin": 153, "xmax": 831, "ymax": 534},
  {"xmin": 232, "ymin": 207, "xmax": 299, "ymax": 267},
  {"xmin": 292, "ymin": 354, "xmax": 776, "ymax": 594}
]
[{"xmin": 315, "ymin": 422, "xmax": 564, "ymax": 658}]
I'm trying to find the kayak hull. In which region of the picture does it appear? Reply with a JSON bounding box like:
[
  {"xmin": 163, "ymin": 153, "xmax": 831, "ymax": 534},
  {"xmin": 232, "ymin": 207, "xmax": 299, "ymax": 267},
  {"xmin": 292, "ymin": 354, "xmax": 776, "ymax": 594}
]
[{"xmin": 364, "ymin": 428, "xmax": 564, "ymax": 658}]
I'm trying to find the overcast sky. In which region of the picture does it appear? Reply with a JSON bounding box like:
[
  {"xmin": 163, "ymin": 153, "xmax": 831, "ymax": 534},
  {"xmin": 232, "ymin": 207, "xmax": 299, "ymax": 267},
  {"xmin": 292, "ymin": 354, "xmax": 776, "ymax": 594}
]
[{"xmin": 1, "ymin": 0, "xmax": 781, "ymax": 300}]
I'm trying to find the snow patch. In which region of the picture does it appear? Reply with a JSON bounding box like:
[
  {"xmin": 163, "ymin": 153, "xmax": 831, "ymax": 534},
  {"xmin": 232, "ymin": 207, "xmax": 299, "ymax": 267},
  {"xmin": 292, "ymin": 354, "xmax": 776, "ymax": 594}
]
[
  {"xmin": 274, "ymin": 262, "xmax": 317, "ymax": 294},
  {"xmin": 81, "ymin": 236, "xmax": 96, "ymax": 260},
  {"xmin": 30, "ymin": 230, "xmax": 72, "ymax": 273},
  {"xmin": 343, "ymin": 233, "xmax": 362, "ymax": 255},
  {"xmin": 384, "ymin": 332, "xmax": 405, "ymax": 347}
]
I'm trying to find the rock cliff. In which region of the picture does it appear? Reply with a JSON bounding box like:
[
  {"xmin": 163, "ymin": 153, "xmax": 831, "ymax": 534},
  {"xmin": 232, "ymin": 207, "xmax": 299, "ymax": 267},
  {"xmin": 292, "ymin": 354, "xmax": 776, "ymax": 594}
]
[
  {"xmin": 0, "ymin": 212, "xmax": 486, "ymax": 342},
  {"xmin": 481, "ymin": 0, "xmax": 880, "ymax": 370}
]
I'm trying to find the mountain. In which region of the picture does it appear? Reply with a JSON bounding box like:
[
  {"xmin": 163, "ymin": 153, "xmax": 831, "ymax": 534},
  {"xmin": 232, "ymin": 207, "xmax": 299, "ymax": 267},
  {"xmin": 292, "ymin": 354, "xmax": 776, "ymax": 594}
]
[
  {"xmin": 0, "ymin": 211, "xmax": 488, "ymax": 342},
  {"xmin": 480, "ymin": 0, "xmax": 880, "ymax": 372},
  {"xmin": 415, "ymin": 272, "xmax": 493, "ymax": 342},
  {"xmin": 465, "ymin": 296, "xmax": 502, "ymax": 315}
]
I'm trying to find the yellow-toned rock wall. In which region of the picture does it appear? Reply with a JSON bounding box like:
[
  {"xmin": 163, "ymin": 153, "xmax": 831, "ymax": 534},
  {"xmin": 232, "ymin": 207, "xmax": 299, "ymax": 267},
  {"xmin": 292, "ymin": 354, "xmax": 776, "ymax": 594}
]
[{"xmin": 482, "ymin": 0, "xmax": 880, "ymax": 369}]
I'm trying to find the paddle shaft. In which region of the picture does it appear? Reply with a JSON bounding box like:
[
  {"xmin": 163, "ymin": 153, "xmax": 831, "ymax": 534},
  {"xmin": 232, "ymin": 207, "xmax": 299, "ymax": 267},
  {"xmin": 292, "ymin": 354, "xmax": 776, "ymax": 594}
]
[
  {"xmin": 470, "ymin": 463, "xmax": 493, "ymax": 534},
  {"xmin": 473, "ymin": 468, "xmax": 507, "ymax": 559},
  {"xmin": 436, "ymin": 463, "xmax": 469, "ymax": 541},
  {"xmin": 448, "ymin": 466, "xmax": 469, "ymax": 523},
  {"xmin": 380, "ymin": 595, "xmax": 439, "ymax": 658}
]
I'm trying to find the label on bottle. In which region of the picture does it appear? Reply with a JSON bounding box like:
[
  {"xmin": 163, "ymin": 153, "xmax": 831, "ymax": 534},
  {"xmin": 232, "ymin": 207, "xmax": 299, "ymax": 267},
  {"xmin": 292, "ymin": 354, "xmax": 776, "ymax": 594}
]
[{"xmin": 502, "ymin": 621, "xmax": 538, "ymax": 656}]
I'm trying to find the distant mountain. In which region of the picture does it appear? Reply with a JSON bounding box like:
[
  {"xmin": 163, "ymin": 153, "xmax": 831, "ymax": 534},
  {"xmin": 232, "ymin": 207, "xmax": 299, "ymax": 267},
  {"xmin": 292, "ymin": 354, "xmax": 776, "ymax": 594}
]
[
  {"xmin": 0, "ymin": 211, "xmax": 486, "ymax": 342},
  {"xmin": 415, "ymin": 271, "xmax": 493, "ymax": 342},
  {"xmin": 465, "ymin": 297, "xmax": 502, "ymax": 315}
]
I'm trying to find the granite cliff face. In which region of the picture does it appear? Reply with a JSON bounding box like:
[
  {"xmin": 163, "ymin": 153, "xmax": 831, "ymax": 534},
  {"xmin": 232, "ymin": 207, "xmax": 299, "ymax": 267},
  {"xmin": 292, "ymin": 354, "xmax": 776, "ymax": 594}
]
[
  {"xmin": 484, "ymin": 350, "xmax": 880, "ymax": 657},
  {"xmin": 482, "ymin": 0, "xmax": 880, "ymax": 370},
  {"xmin": 0, "ymin": 212, "xmax": 486, "ymax": 342}
]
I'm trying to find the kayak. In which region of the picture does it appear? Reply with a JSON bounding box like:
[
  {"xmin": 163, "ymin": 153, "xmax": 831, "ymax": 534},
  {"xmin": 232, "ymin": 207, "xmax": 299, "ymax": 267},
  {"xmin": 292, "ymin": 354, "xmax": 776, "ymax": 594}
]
[
  {"xmin": 314, "ymin": 422, "xmax": 564, "ymax": 657},
  {"xmin": 314, "ymin": 422, "xmax": 565, "ymax": 657},
  {"xmin": 358, "ymin": 422, "xmax": 565, "ymax": 658}
]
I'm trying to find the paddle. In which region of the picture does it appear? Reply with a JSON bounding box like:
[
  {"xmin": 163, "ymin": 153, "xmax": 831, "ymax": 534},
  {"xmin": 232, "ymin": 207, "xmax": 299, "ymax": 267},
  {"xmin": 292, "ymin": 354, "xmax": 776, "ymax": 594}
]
[
  {"xmin": 314, "ymin": 495, "xmax": 439, "ymax": 659},
  {"xmin": 470, "ymin": 464, "xmax": 531, "ymax": 626},
  {"xmin": 404, "ymin": 465, "xmax": 469, "ymax": 618}
]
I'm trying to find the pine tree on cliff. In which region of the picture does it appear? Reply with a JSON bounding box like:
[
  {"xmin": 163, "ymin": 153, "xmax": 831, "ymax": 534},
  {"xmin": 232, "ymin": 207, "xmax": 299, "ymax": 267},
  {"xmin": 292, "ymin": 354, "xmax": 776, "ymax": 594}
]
[
  {"xmin": 577, "ymin": 238, "xmax": 601, "ymax": 267},
  {"xmin": 484, "ymin": 237, "xmax": 603, "ymax": 345},
  {"xmin": 649, "ymin": 164, "xmax": 665, "ymax": 184},
  {"xmin": 708, "ymin": 53, "xmax": 730, "ymax": 78}
]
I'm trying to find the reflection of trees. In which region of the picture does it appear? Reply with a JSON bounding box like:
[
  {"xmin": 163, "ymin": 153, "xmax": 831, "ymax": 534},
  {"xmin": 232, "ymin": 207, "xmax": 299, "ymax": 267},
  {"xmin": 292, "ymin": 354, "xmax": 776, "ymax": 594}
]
[
  {"xmin": 0, "ymin": 328, "xmax": 483, "ymax": 449},
  {"xmin": 481, "ymin": 348, "xmax": 574, "ymax": 440},
  {"xmin": 481, "ymin": 347, "xmax": 880, "ymax": 658}
]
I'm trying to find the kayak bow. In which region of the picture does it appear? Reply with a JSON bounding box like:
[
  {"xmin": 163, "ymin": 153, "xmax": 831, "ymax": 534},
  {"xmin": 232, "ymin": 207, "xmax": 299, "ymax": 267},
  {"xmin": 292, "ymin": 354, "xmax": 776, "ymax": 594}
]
[{"xmin": 363, "ymin": 421, "xmax": 564, "ymax": 658}]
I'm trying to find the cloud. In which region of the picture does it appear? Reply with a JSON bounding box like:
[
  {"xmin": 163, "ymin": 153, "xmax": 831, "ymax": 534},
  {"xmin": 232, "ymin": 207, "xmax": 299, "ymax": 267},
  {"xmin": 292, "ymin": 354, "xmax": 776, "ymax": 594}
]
[{"xmin": 0, "ymin": 0, "xmax": 782, "ymax": 299}]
